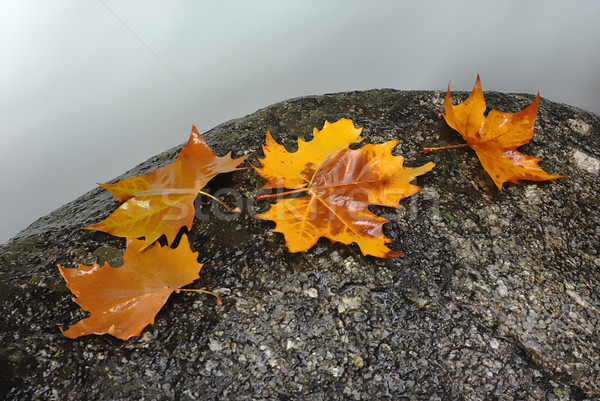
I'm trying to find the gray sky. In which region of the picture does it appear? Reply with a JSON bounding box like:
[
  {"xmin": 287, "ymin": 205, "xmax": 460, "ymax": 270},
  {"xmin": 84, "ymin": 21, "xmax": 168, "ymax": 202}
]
[{"xmin": 1, "ymin": 1, "xmax": 599, "ymax": 244}]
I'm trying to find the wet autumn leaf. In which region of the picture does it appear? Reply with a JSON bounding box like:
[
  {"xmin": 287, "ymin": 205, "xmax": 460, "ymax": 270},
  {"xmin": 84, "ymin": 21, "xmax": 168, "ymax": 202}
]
[
  {"xmin": 255, "ymin": 119, "xmax": 435, "ymax": 258},
  {"xmin": 58, "ymin": 233, "xmax": 214, "ymax": 340},
  {"xmin": 425, "ymin": 75, "xmax": 564, "ymax": 190},
  {"xmin": 85, "ymin": 126, "xmax": 247, "ymax": 249}
]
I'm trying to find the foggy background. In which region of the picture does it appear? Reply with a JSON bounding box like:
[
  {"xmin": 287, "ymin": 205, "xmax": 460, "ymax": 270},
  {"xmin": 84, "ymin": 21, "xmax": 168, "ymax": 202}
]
[{"xmin": 1, "ymin": 1, "xmax": 599, "ymax": 244}]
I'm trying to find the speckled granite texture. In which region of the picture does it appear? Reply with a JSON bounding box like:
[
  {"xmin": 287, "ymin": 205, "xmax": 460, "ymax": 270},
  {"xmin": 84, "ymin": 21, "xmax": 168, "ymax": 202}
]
[{"xmin": 1, "ymin": 89, "xmax": 599, "ymax": 400}]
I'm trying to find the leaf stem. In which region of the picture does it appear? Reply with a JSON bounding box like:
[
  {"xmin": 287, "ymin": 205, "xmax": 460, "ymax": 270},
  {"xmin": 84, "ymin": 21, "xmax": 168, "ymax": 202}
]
[
  {"xmin": 256, "ymin": 187, "xmax": 308, "ymax": 201},
  {"xmin": 423, "ymin": 143, "xmax": 469, "ymax": 154},
  {"xmin": 198, "ymin": 190, "xmax": 240, "ymax": 213},
  {"xmin": 175, "ymin": 288, "xmax": 222, "ymax": 306}
]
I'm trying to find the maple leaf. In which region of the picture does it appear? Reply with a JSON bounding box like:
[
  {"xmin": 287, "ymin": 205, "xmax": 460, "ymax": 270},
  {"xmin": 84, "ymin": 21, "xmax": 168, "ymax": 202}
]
[
  {"xmin": 58, "ymin": 233, "xmax": 217, "ymax": 340},
  {"xmin": 425, "ymin": 75, "xmax": 565, "ymax": 190},
  {"xmin": 85, "ymin": 126, "xmax": 247, "ymax": 249},
  {"xmin": 255, "ymin": 119, "xmax": 435, "ymax": 258}
]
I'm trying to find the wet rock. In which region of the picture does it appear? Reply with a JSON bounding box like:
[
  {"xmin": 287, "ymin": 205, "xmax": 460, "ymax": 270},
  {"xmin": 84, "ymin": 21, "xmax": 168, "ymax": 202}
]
[{"xmin": 1, "ymin": 89, "xmax": 599, "ymax": 400}]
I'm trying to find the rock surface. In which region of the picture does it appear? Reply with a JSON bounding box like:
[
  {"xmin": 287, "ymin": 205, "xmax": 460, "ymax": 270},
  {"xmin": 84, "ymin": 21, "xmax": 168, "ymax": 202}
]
[{"xmin": 1, "ymin": 89, "xmax": 599, "ymax": 400}]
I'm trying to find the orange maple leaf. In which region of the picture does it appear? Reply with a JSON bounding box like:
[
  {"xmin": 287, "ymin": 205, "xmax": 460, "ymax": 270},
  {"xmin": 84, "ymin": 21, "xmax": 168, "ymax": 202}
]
[
  {"xmin": 58, "ymin": 233, "xmax": 217, "ymax": 340},
  {"xmin": 255, "ymin": 119, "xmax": 435, "ymax": 258},
  {"xmin": 85, "ymin": 126, "xmax": 247, "ymax": 249},
  {"xmin": 425, "ymin": 75, "xmax": 565, "ymax": 190}
]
